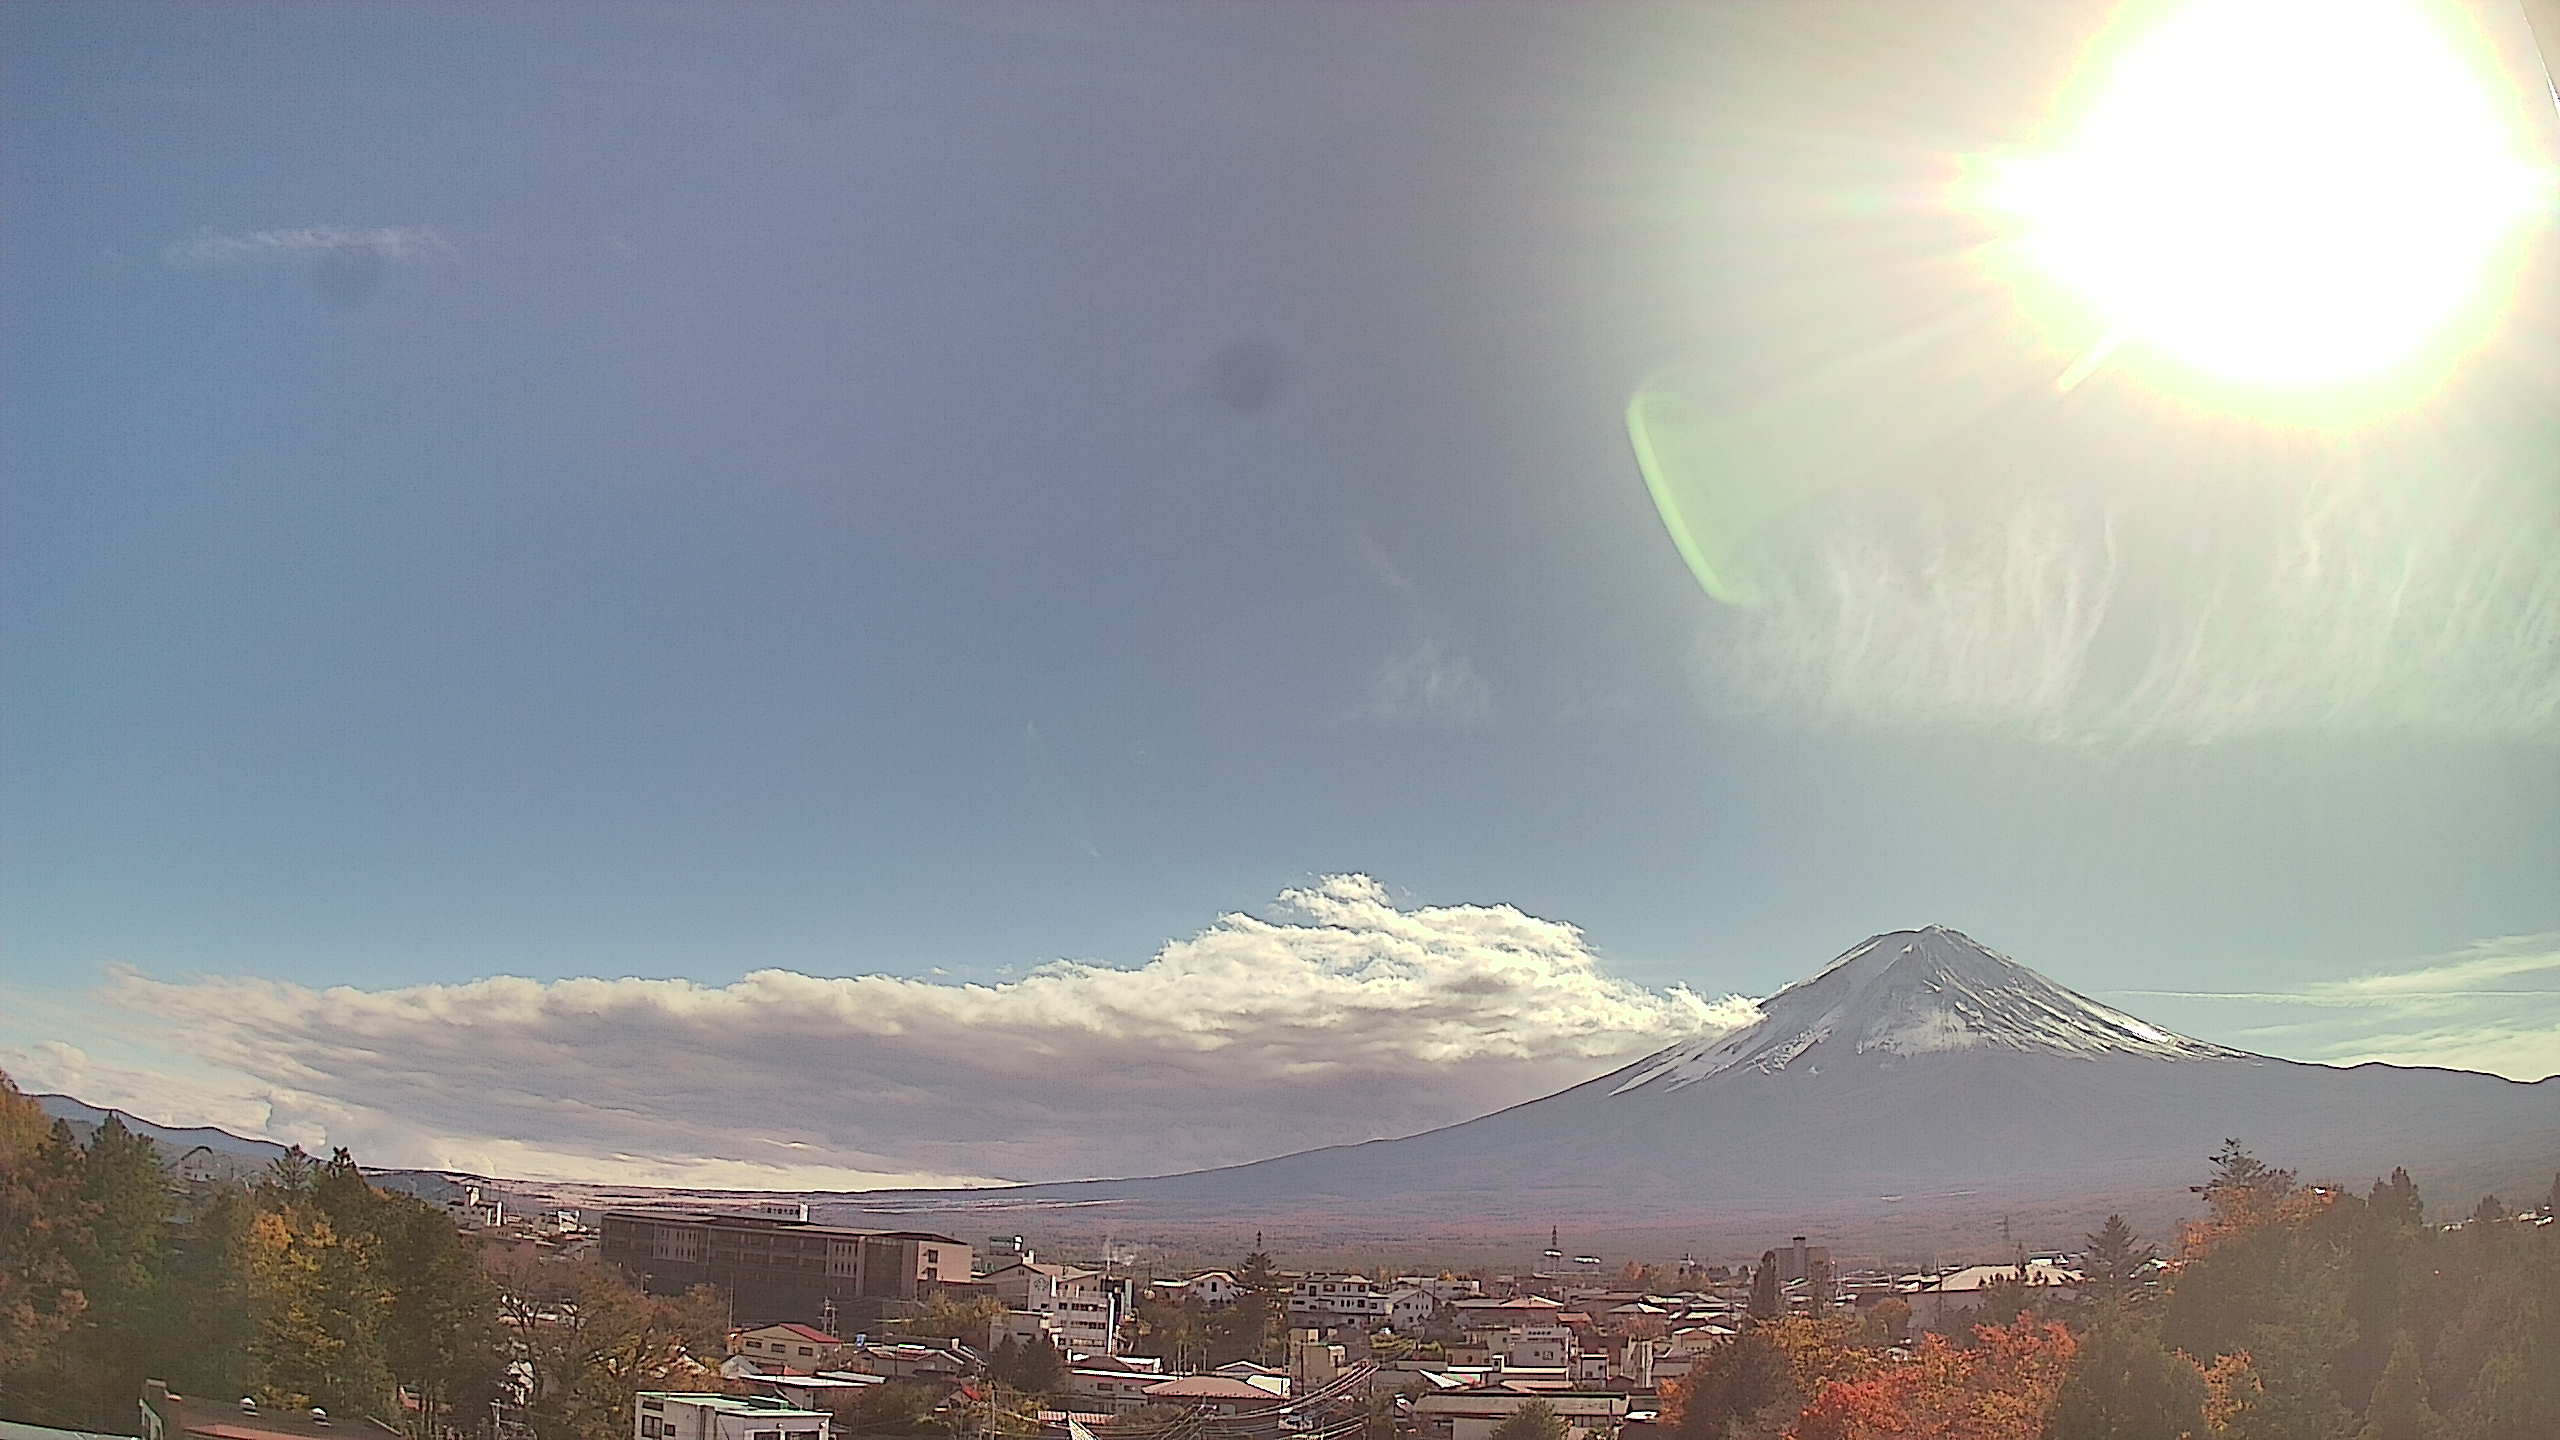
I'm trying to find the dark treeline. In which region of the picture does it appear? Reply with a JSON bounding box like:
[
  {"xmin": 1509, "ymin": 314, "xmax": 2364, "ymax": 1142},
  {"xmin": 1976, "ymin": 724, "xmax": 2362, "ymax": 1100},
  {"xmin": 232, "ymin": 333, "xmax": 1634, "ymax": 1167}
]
[{"xmin": 0, "ymin": 1071, "xmax": 724, "ymax": 1440}]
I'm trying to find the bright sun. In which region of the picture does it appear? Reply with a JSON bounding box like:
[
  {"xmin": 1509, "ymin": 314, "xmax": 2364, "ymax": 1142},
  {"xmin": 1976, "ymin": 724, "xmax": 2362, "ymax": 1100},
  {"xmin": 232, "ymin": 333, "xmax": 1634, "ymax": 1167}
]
[{"xmin": 1986, "ymin": 0, "xmax": 2550, "ymax": 390}]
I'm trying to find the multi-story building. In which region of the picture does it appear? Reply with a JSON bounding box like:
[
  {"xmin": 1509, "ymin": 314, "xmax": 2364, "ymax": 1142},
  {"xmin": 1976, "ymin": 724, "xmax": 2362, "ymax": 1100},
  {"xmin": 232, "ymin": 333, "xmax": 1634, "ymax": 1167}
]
[
  {"xmin": 1287, "ymin": 1273, "xmax": 1389, "ymax": 1324},
  {"xmin": 1769, "ymin": 1236, "xmax": 1831, "ymax": 1284},
  {"xmin": 601, "ymin": 1211, "xmax": 969, "ymax": 1328},
  {"xmin": 634, "ymin": 1393, "xmax": 829, "ymax": 1440},
  {"xmin": 984, "ymin": 1261, "xmax": 1121, "ymax": 1355}
]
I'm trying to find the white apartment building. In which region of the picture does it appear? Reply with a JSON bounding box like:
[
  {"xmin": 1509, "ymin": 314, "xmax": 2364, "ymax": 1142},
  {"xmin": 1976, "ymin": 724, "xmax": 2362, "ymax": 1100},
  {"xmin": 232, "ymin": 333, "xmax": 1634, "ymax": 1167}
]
[
  {"xmin": 1288, "ymin": 1273, "xmax": 1389, "ymax": 1323},
  {"xmin": 985, "ymin": 1261, "xmax": 1121, "ymax": 1355},
  {"xmin": 636, "ymin": 1394, "xmax": 828, "ymax": 1440}
]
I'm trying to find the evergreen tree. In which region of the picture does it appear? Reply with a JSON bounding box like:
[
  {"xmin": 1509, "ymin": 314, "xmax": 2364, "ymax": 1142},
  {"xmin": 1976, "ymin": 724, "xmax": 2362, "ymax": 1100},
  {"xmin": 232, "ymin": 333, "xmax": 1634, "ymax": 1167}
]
[
  {"xmin": 162, "ymin": 1185, "xmax": 257, "ymax": 1399},
  {"xmin": 1009, "ymin": 1338, "xmax": 1063, "ymax": 1396},
  {"xmin": 2468, "ymin": 1196, "xmax": 2504, "ymax": 1227},
  {"xmin": 2222, "ymin": 1323, "xmax": 2353, "ymax": 1440},
  {"xmin": 1486, "ymin": 1399, "xmax": 1566, "ymax": 1440},
  {"xmin": 264, "ymin": 1146, "xmax": 316, "ymax": 1198},
  {"xmin": 64, "ymin": 1115, "xmax": 174, "ymax": 1429},
  {"xmin": 2368, "ymin": 1169, "xmax": 2424, "ymax": 1228},
  {"xmin": 2045, "ymin": 1319, "xmax": 2208, "ymax": 1440},
  {"xmin": 2081, "ymin": 1215, "xmax": 2154, "ymax": 1307},
  {"xmin": 378, "ymin": 1199, "xmax": 507, "ymax": 1436},
  {"xmin": 2355, "ymin": 1334, "xmax": 2439, "ymax": 1440},
  {"xmin": 1748, "ymin": 1254, "xmax": 1780, "ymax": 1320}
]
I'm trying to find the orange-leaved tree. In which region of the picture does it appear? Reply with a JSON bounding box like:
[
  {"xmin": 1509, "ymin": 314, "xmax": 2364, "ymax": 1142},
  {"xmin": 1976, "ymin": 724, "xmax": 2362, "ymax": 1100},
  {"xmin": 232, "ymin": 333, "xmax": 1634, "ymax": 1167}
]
[{"xmin": 1787, "ymin": 1319, "xmax": 2077, "ymax": 1440}]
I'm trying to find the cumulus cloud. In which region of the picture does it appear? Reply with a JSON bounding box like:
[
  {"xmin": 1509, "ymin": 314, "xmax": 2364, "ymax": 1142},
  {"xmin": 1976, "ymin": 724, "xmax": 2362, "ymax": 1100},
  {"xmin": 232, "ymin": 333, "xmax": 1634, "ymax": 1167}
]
[
  {"xmin": 2110, "ymin": 931, "xmax": 2560, "ymax": 1081},
  {"xmin": 71, "ymin": 876, "xmax": 1755, "ymax": 1190},
  {"xmin": 164, "ymin": 225, "xmax": 458, "ymax": 267}
]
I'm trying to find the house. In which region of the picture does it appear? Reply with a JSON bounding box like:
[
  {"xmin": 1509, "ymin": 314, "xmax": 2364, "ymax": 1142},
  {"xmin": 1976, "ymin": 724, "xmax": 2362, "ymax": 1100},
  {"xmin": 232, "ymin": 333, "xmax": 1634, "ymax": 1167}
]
[
  {"xmin": 1386, "ymin": 1287, "xmax": 1435, "ymax": 1332},
  {"xmin": 1903, "ymin": 1263, "xmax": 2082, "ymax": 1333},
  {"xmin": 1138, "ymin": 1376, "xmax": 1282, "ymax": 1416},
  {"xmin": 1063, "ymin": 1369, "xmax": 1166, "ymax": 1413},
  {"xmin": 740, "ymin": 1375, "xmax": 885, "ymax": 1412},
  {"xmin": 984, "ymin": 1262, "xmax": 1122, "ymax": 1356},
  {"xmin": 1183, "ymin": 1270, "xmax": 1241, "ymax": 1307},
  {"xmin": 1403, "ymin": 1276, "xmax": 1483, "ymax": 1304},
  {"xmin": 633, "ymin": 1393, "xmax": 830, "ymax": 1440},
  {"xmin": 826, "ymin": 1342, "xmax": 976, "ymax": 1382},
  {"xmin": 735, "ymin": 1324, "xmax": 841, "ymax": 1372},
  {"xmin": 1448, "ymin": 1296, "xmax": 1565, "ymax": 1335}
]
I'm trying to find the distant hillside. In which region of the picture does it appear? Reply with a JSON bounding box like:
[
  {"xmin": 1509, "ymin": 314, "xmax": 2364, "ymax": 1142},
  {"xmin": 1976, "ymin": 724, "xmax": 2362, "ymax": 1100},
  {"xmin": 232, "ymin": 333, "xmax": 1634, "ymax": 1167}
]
[{"xmin": 34, "ymin": 1092, "xmax": 290, "ymax": 1166}]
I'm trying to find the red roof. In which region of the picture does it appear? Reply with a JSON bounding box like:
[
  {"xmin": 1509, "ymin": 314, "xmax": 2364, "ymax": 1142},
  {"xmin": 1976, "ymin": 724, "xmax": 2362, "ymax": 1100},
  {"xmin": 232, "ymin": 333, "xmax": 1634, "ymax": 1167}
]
[{"xmin": 758, "ymin": 1322, "xmax": 841, "ymax": 1345}]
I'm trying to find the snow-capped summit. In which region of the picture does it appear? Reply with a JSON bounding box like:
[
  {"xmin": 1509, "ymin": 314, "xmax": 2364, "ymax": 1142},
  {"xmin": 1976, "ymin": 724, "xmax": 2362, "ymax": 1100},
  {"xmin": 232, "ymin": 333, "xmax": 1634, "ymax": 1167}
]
[
  {"xmin": 827, "ymin": 925, "xmax": 2557, "ymax": 1237},
  {"xmin": 1608, "ymin": 926, "xmax": 2240, "ymax": 1093}
]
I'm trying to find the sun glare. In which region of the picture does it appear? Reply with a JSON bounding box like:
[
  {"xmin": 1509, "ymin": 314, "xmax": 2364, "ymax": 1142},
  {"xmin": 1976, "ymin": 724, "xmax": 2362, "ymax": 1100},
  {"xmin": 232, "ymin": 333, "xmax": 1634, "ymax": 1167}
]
[{"xmin": 1986, "ymin": 0, "xmax": 2550, "ymax": 392}]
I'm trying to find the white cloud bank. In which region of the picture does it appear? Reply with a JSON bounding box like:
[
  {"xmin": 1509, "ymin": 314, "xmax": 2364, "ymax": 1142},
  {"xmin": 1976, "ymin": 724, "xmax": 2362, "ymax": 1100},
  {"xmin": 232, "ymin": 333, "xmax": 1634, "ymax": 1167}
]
[{"xmin": 3, "ymin": 877, "xmax": 1755, "ymax": 1190}]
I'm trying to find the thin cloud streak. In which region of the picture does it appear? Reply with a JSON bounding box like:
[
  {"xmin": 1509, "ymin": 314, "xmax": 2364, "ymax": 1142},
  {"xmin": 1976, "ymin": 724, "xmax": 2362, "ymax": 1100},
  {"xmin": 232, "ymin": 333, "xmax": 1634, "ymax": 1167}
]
[
  {"xmin": 165, "ymin": 225, "xmax": 458, "ymax": 267},
  {"xmin": 2104, "ymin": 931, "xmax": 2560, "ymax": 1080}
]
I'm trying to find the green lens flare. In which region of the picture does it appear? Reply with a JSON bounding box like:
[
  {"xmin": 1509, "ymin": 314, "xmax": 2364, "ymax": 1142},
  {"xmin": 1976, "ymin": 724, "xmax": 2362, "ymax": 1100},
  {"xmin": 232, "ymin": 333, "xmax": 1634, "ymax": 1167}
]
[{"xmin": 1626, "ymin": 378, "xmax": 1799, "ymax": 610}]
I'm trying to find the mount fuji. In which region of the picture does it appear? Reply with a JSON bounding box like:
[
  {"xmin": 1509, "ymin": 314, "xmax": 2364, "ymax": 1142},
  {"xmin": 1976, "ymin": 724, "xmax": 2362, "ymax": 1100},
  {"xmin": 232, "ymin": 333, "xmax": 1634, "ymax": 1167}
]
[{"xmin": 822, "ymin": 927, "xmax": 2560, "ymax": 1239}]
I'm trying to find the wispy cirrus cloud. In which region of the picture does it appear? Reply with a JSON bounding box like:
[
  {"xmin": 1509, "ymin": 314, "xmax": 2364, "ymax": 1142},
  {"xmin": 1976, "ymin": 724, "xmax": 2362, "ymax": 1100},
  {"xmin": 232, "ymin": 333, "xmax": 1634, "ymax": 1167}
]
[
  {"xmin": 2110, "ymin": 931, "xmax": 2560, "ymax": 1080},
  {"xmin": 164, "ymin": 225, "xmax": 458, "ymax": 267},
  {"xmin": 1365, "ymin": 635, "xmax": 1493, "ymax": 724},
  {"xmin": 5, "ymin": 876, "xmax": 1755, "ymax": 1190}
]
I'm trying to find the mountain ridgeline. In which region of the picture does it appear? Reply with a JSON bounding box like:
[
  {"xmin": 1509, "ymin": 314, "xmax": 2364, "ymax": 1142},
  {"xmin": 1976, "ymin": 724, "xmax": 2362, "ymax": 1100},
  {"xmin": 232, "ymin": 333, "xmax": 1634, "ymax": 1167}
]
[{"xmin": 824, "ymin": 927, "xmax": 2560, "ymax": 1235}]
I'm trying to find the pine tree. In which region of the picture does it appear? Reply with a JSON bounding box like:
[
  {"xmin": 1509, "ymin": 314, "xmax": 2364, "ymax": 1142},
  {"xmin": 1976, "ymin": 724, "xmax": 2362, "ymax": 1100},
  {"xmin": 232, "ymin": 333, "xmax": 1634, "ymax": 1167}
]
[
  {"xmin": 1748, "ymin": 1255, "xmax": 1781, "ymax": 1320},
  {"xmin": 162, "ymin": 1185, "xmax": 257, "ymax": 1399},
  {"xmin": 2469, "ymin": 1195, "xmax": 2504, "ymax": 1227},
  {"xmin": 2222, "ymin": 1323, "xmax": 2353, "ymax": 1440},
  {"xmin": 2044, "ymin": 1320, "xmax": 2209, "ymax": 1440},
  {"xmin": 2368, "ymin": 1169, "xmax": 2424, "ymax": 1228},
  {"xmin": 2355, "ymin": 1335, "xmax": 2438, "ymax": 1440},
  {"xmin": 2082, "ymin": 1215, "xmax": 2155, "ymax": 1307},
  {"xmin": 65, "ymin": 1115, "xmax": 173, "ymax": 1429}
]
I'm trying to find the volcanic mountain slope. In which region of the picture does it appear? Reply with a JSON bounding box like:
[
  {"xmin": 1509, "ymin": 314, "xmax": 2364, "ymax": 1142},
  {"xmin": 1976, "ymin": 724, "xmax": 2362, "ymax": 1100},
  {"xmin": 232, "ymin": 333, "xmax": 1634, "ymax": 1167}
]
[{"xmin": 828, "ymin": 927, "xmax": 2559, "ymax": 1230}]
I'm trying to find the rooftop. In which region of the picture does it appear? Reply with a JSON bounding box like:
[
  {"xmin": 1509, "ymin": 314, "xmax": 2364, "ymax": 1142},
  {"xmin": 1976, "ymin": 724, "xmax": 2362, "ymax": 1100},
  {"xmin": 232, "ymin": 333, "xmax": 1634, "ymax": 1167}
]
[{"xmin": 641, "ymin": 1395, "xmax": 829, "ymax": 1420}]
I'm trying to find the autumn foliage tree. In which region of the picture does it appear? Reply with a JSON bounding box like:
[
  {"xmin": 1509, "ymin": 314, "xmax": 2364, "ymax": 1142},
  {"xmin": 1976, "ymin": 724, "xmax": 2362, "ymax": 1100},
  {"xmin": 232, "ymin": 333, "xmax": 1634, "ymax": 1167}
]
[{"xmin": 1790, "ymin": 1320, "xmax": 2077, "ymax": 1440}]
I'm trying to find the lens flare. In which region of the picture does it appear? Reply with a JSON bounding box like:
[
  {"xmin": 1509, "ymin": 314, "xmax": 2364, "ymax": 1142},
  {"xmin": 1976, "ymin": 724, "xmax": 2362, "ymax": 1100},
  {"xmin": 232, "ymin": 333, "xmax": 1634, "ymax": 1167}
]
[{"xmin": 1984, "ymin": 0, "xmax": 2549, "ymax": 390}]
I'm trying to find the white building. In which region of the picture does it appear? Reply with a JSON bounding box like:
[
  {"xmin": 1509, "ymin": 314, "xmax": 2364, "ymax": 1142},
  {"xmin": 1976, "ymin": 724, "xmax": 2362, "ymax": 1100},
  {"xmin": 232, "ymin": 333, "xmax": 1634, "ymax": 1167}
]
[
  {"xmin": 986, "ymin": 1261, "xmax": 1121, "ymax": 1355},
  {"xmin": 1386, "ymin": 1287, "xmax": 1436, "ymax": 1332},
  {"xmin": 1494, "ymin": 1324, "xmax": 1574, "ymax": 1368},
  {"xmin": 1184, "ymin": 1270, "xmax": 1242, "ymax": 1307},
  {"xmin": 636, "ymin": 1394, "xmax": 829, "ymax": 1440},
  {"xmin": 1288, "ymin": 1274, "xmax": 1389, "ymax": 1324}
]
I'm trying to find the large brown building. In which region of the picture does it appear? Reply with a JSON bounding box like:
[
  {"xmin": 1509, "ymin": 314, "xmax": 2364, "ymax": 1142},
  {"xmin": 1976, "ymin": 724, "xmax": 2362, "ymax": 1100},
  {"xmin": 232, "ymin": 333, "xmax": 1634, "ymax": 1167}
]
[{"xmin": 601, "ymin": 1210, "xmax": 970, "ymax": 1327}]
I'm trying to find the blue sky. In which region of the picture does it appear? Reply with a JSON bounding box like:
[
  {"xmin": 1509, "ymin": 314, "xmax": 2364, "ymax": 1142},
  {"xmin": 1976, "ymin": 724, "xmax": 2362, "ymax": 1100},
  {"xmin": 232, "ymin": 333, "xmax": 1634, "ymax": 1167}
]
[{"xmin": 5, "ymin": 1, "xmax": 2557, "ymax": 1186}]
